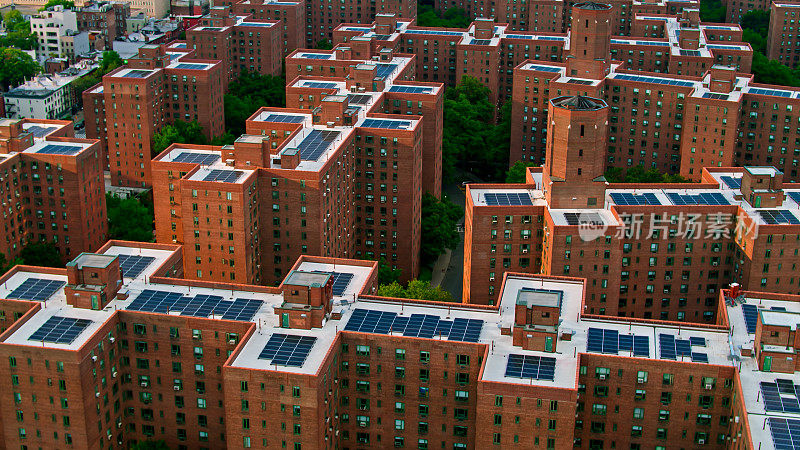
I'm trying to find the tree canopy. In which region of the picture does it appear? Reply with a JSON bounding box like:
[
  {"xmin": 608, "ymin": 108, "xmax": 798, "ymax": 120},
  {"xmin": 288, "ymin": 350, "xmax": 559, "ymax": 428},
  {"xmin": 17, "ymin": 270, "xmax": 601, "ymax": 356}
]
[
  {"xmin": 315, "ymin": 39, "xmax": 333, "ymax": 50},
  {"xmin": 0, "ymin": 252, "xmax": 23, "ymax": 275},
  {"xmin": 442, "ymin": 77, "xmax": 511, "ymax": 181},
  {"xmin": 19, "ymin": 242, "xmax": 62, "ymax": 268},
  {"xmin": 131, "ymin": 440, "xmax": 169, "ymax": 450},
  {"xmin": 39, "ymin": 0, "xmax": 75, "ymax": 11},
  {"xmin": 416, "ymin": 4, "xmax": 470, "ymax": 28},
  {"xmin": 151, "ymin": 120, "xmax": 208, "ymax": 156},
  {"xmin": 420, "ymin": 193, "xmax": 461, "ymax": 265},
  {"xmin": 106, "ymin": 193, "xmax": 155, "ymax": 242},
  {"xmin": 224, "ymin": 71, "xmax": 286, "ymax": 135},
  {"xmin": 699, "ymin": 0, "xmax": 726, "ymax": 23},
  {"xmin": 736, "ymin": 11, "xmax": 800, "ymax": 85},
  {"xmin": 1, "ymin": 11, "xmax": 38, "ymax": 50},
  {"xmin": 0, "ymin": 47, "xmax": 40, "ymax": 90},
  {"xmin": 377, "ymin": 279, "xmax": 454, "ymax": 302},
  {"xmin": 605, "ymin": 165, "xmax": 690, "ymax": 183},
  {"xmin": 505, "ymin": 161, "xmax": 536, "ymax": 183}
]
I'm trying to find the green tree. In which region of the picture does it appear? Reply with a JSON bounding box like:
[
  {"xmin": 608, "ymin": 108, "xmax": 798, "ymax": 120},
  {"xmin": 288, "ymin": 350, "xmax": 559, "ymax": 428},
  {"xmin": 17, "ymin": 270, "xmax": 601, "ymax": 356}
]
[
  {"xmin": 699, "ymin": 0, "xmax": 726, "ymax": 23},
  {"xmin": 420, "ymin": 193, "xmax": 461, "ymax": 265},
  {"xmin": 106, "ymin": 194, "xmax": 155, "ymax": 242},
  {"xmin": 0, "ymin": 48, "xmax": 40, "ymax": 90},
  {"xmin": 131, "ymin": 441, "xmax": 169, "ymax": 450},
  {"xmin": 741, "ymin": 10, "xmax": 769, "ymax": 54},
  {"xmin": 39, "ymin": 0, "xmax": 75, "ymax": 11},
  {"xmin": 224, "ymin": 71, "xmax": 286, "ymax": 135},
  {"xmin": 19, "ymin": 242, "xmax": 61, "ymax": 268},
  {"xmin": 505, "ymin": 161, "xmax": 536, "ymax": 183},
  {"xmin": 605, "ymin": 165, "xmax": 690, "ymax": 183},
  {"xmin": 4, "ymin": 10, "xmax": 29, "ymax": 32},
  {"xmin": 0, "ymin": 252, "xmax": 23, "ymax": 274},
  {"xmin": 377, "ymin": 258, "xmax": 402, "ymax": 285},
  {"xmin": 99, "ymin": 50, "xmax": 124, "ymax": 73},
  {"xmin": 1, "ymin": 10, "xmax": 37, "ymax": 50},
  {"xmin": 416, "ymin": 4, "xmax": 470, "ymax": 28},
  {"xmin": 315, "ymin": 39, "xmax": 333, "ymax": 50},
  {"xmin": 376, "ymin": 279, "xmax": 454, "ymax": 301},
  {"xmin": 151, "ymin": 120, "xmax": 208, "ymax": 156}
]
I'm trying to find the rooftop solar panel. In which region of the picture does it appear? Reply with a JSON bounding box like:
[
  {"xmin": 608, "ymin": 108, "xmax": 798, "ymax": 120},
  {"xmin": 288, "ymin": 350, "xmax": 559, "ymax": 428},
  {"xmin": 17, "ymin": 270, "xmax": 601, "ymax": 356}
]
[
  {"xmin": 666, "ymin": 192, "xmax": 730, "ymax": 206},
  {"xmin": 679, "ymin": 49, "xmax": 701, "ymax": 57},
  {"xmin": 505, "ymin": 354, "xmax": 556, "ymax": 380},
  {"xmin": 587, "ymin": 327, "xmax": 649, "ymax": 357},
  {"xmin": 126, "ymin": 289, "xmax": 262, "ymax": 322},
  {"xmin": 122, "ymin": 70, "xmax": 152, "ymax": 78},
  {"xmin": 483, "ymin": 192, "xmax": 533, "ymax": 206},
  {"xmin": 768, "ymin": 417, "xmax": 800, "ymax": 450},
  {"xmin": 24, "ymin": 125, "xmax": 54, "ymax": 138},
  {"xmin": 526, "ymin": 64, "xmax": 562, "ymax": 72},
  {"xmin": 742, "ymin": 303, "xmax": 758, "ymax": 333},
  {"xmin": 29, "ymin": 316, "xmax": 92, "ymax": 344},
  {"xmin": 789, "ymin": 192, "xmax": 800, "ymax": 205},
  {"xmin": 505, "ymin": 34, "xmax": 535, "ymax": 39},
  {"xmin": 566, "ymin": 78, "xmax": 593, "ymax": 85},
  {"xmin": 258, "ymin": 333, "xmax": 316, "ymax": 366},
  {"xmin": 563, "ymin": 212, "xmax": 604, "ymax": 226},
  {"xmin": 360, "ymin": 118, "xmax": 411, "ymax": 129},
  {"xmin": 36, "ymin": 144, "xmax": 81, "ymax": 155},
  {"xmin": 762, "ymin": 380, "xmax": 800, "ymax": 413},
  {"xmin": 117, "ymin": 254, "xmax": 156, "ymax": 278},
  {"xmin": 239, "ymin": 22, "xmax": 274, "ymax": 27},
  {"xmin": 702, "ymin": 92, "xmax": 729, "ymax": 100},
  {"xmin": 311, "ymin": 271, "xmax": 354, "ymax": 296},
  {"xmin": 7, "ymin": 278, "xmax": 65, "ymax": 301},
  {"xmin": 375, "ymin": 63, "xmax": 397, "ymax": 79},
  {"xmin": 610, "ymin": 192, "xmax": 661, "ymax": 206},
  {"xmin": 403, "ymin": 29, "xmax": 464, "ymax": 37},
  {"xmin": 749, "ymin": 87, "xmax": 794, "ymax": 98},
  {"xmin": 173, "ymin": 152, "xmax": 220, "ymax": 165},
  {"xmin": 721, "ymin": 176, "xmax": 741, "ymax": 189},
  {"xmin": 759, "ymin": 209, "xmax": 800, "ymax": 225},
  {"xmin": 471, "ymin": 39, "xmax": 491, "ymax": 45},
  {"xmin": 614, "ymin": 73, "xmax": 695, "ymax": 88},
  {"xmin": 261, "ymin": 114, "xmax": 306, "ymax": 123},
  {"xmin": 706, "ymin": 44, "xmax": 747, "ymax": 50},
  {"xmin": 174, "ymin": 63, "xmax": 207, "ymax": 70},
  {"xmin": 303, "ymin": 81, "xmax": 337, "ymax": 89},
  {"xmin": 300, "ymin": 53, "xmax": 331, "ymax": 59},
  {"xmin": 658, "ymin": 334, "xmax": 709, "ymax": 362},
  {"xmin": 344, "ymin": 308, "xmax": 483, "ymax": 342},
  {"xmin": 388, "ymin": 85, "xmax": 434, "ymax": 94},
  {"xmin": 202, "ymin": 169, "xmax": 243, "ymax": 183},
  {"xmin": 347, "ymin": 94, "xmax": 372, "ymax": 105},
  {"xmin": 298, "ymin": 129, "xmax": 340, "ymax": 161},
  {"xmin": 536, "ymin": 36, "xmax": 565, "ymax": 41}
]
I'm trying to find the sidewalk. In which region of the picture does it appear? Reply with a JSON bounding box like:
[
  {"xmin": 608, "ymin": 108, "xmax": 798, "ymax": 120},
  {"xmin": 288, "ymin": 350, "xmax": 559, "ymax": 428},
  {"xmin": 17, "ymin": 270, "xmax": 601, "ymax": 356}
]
[{"xmin": 430, "ymin": 248, "xmax": 452, "ymax": 287}]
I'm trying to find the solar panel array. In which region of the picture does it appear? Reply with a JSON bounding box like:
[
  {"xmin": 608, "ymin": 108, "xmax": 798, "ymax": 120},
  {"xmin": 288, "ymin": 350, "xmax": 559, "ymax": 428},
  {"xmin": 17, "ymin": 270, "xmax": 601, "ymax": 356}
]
[
  {"xmin": 303, "ymin": 81, "xmax": 337, "ymax": 89},
  {"xmin": 614, "ymin": 73, "xmax": 695, "ymax": 87},
  {"xmin": 175, "ymin": 63, "xmax": 207, "ymax": 70},
  {"xmin": 759, "ymin": 209, "xmax": 800, "ymax": 225},
  {"xmin": 536, "ymin": 36, "xmax": 565, "ymax": 41},
  {"xmin": 679, "ymin": 49, "xmax": 701, "ymax": 57},
  {"xmin": 526, "ymin": 64, "xmax": 562, "ymax": 72},
  {"xmin": 769, "ymin": 417, "xmax": 800, "ymax": 450},
  {"xmin": 202, "ymin": 169, "xmax": 242, "ymax": 183},
  {"xmin": 173, "ymin": 152, "xmax": 220, "ymax": 165},
  {"xmin": 117, "ymin": 255, "xmax": 156, "ymax": 278},
  {"xmin": 658, "ymin": 334, "xmax": 708, "ymax": 363},
  {"xmin": 344, "ymin": 308, "xmax": 483, "ymax": 342},
  {"xmin": 762, "ymin": 380, "xmax": 800, "ymax": 413},
  {"xmin": 261, "ymin": 114, "xmax": 305, "ymax": 123},
  {"xmin": 388, "ymin": 85, "xmax": 433, "ymax": 94},
  {"xmin": 299, "ymin": 129, "xmax": 340, "ymax": 161},
  {"xmin": 666, "ymin": 192, "xmax": 730, "ymax": 205},
  {"xmin": 483, "ymin": 192, "xmax": 533, "ymax": 206},
  {"xmin": 122, "ymin": 70, "xmax": 151, "ymax": 78},
  {"xmin": 404, "ymin": 29, "xmax": 464, "ymax": 37},
  {"xmin": 505, "ymin": 34, "xmax": 535, "ymax": 40},
  {"xmin": 721, "ymin": 176, "xmax": 742, "ymax": 189},
  {"xmin": 749, "ymin": 87, "xmax": 794, "ymax": 98},
  {"xmin": 258, "ymin": 333, "xmax": 316, "ymax": 366},
  {"xmin": 566, "ymin": 78, "xmax": 593, "ymax": 85},
  {"xmin": 347, "ymin": 94, "xmax": 372, "ymax": 105},
  {"xmin": 29, "ymin": 316, "xmax": 92, "ymax": 344},
  {"xmin": 127, "ymin": 289, "xmax": 262, "ymax": 321},
  {"xmin": 742, "ymin": 303, "xmax": 759, "ymax": 333},
  {"xmin": 25, "ymin": 125, "xmax": 54, "ymax": 137},
  {"xmin": 376, "ymin": 63, "xmax": 397, "ymax": 79},
  {"xmin": 505, "ymin": 354, "xmax": 556, "ymax": 380},
  {"xmin": 311, "ymin": 271, "xmax": 354, "ymax": 296},
  {"xmin": 703, "ymin": 92, "xmax": 729, "ymax": 100},
  {"xmin": 610, "ymin": 192, "xmax": 661, "ymax": 206},
  {"xmin": 470, "ymin": 39, "xmax": 491, "ymax": 45},
  {"xmin": 564, "ymin": 212, "xmax": 604, "ymax": 226},
  {"xmin": 36, "ymin": 144, "xmax": 81, "ymax": 155},
  {"xmin": 707, "ymin": 44, "xmax": 747, "ymax": 50},
  {"xmin": 7, "ymin": 278, "xmax": 65, "ymax": 301},
  {"xmin": 789, "ymin": 192, "xmax": 800, "ymax": 205},
  {"xmin": 360, "ymin": 118, "xmax": 411, "ymax": 129},
  {"xmin": 300, "ymin": 53, "xmax": 331, "ymax": 59},
  {"xmin": 239, "ymin": 22, "xmax": 274, "ymax": 27},
  {"xmin": 586, "ymin": 328, "xmax": 649, "ymax": 357}
]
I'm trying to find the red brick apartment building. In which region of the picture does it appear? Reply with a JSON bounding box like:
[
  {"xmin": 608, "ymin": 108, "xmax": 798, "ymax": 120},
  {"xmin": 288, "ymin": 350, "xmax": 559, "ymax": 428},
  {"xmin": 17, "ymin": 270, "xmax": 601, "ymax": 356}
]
[
  {"xmin": 231, "ymin": 0, "xmax": 305, "ymax": 56},
  {"xmin": 150, "ymin": 45, "xmax": 442, "ymax": 286},
  {"xmin": 767, "ymin": 1, "xmax": 800, "ymax": 67},
  {"xmin": 186, "ymin": 6, "xmax": 283, "ymax": 81},
  {"xmin": 77, "ymin": 1, "xmax": 131, "ymax": 48},
  {"xmin": 0, "ymin": 236, "xmax": 792, "ymax": 449},
  {"xmin": 0, "ymin": 118, "xmax": 107, "ymax": 262},
  {"xmin": 465, "ymin": 91, "xmax": 800, "ymax": 330},
  {"xmin": 83, "ymin": 44, "xmax": 225, "ymax": 188},
  {"xmin": 507, "ymin": 3, "xmax": 773, "ymax": 175}
]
